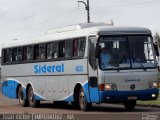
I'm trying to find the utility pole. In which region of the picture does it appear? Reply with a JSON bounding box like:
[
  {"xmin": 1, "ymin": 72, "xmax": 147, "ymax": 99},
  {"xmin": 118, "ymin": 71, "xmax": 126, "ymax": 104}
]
[{"xmin": 78, "ymin": 0, "xmax": 90, "ymax": 23}]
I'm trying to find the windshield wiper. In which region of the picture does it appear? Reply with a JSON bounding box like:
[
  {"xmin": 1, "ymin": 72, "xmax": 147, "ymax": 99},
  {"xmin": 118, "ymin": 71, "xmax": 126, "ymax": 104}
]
[
  {"xmin": 117, "ymin": 60, "xmax": 122, "ymax": 72},
  {"xmin": 117, "ymin": 65, "xmax": 122, "ymax": 72}
]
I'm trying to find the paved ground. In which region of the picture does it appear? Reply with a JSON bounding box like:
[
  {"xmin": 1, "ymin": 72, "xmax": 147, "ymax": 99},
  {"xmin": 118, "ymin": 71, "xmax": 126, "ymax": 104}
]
[{"xmin": 0, "ymin": 93, "xmax": 160, "ymax": 120}]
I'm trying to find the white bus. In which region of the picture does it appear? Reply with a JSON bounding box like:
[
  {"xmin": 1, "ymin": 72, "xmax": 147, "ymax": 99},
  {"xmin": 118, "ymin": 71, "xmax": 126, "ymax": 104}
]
[{"xmin": 1, "ymin": 23, "xmax": 159, "ymax": 111}]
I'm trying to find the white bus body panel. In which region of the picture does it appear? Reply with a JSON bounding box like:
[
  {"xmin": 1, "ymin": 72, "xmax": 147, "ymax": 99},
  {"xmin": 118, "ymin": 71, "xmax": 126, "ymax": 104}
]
[
  {"xmin": 102, "ymin": 69, "xmax": 157, "ymax": 91},
  {"xmin": 1, "ymin": 59, "xmax": 88, "ymax": 101}
]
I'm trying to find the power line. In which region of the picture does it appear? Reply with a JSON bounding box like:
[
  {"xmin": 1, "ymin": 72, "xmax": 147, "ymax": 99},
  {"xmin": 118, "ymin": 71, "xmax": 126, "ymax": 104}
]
[
  {"xmin": 92, "ymin": 0, "xmax": 160, "ymax": 9},
  {"xmin": 0, "ymin": 9, "xmax": 78, "ymax": 36},
  {"xmin": 0, "ymin": 0, "xmax": 47, "ymax": 17},
  {"xmin": 1, "ymin": 0, "xmax": 160, "ymax": 36},
  {"xmin": 0, "ymin": 0, "xmax": 70, "ymax": 26},
  {"xmin": 0, "ymin": 0, "xmax": 72, "ymax": 24},
  {"xmin": 0, "ymin": 0, "xmax": 64, "ymax": 18}
]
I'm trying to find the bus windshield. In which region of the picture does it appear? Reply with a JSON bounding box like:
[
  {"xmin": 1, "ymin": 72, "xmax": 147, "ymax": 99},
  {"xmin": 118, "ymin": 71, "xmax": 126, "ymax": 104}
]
[{"xmin": 98, "ymin": 35, "xmax": 157, "ymax": 70}]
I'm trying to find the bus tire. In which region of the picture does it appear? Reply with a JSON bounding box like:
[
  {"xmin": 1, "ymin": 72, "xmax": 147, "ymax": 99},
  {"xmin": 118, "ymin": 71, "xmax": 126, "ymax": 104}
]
[
  {"xmin": 28, "ymin": 86, "xmax": 40, "ymax": 108},
  {"xmin": 18, "ymin": 86, "xmax": 28, "ymax": 107},
  {"xmin": 124, "ymin": 100, "xmax": 136, "ymax": 111},
  {"xmin": 71, "ymin": 102, "xmax": 79, "ymax": 109},
  {"xmin": 79, "ymin": 87, "xmax": 92, "ymax": 111}
]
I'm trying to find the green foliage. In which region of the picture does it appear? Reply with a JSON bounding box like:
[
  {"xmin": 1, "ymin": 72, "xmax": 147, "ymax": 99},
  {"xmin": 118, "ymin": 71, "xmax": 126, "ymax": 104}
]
[
  {"xmin": 137, "ymin": 94, "xmax": 160, "ymax": 106},
  {"xmin": 154, "ymin": 32, "xmax": 160, "ymax": 47}
]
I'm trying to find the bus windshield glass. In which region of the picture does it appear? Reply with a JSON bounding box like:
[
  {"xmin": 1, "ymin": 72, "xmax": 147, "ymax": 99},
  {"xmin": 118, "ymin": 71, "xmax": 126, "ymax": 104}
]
[{"xmin": 98, "ymin": 35, "xmax": 157, "ymax": 70}]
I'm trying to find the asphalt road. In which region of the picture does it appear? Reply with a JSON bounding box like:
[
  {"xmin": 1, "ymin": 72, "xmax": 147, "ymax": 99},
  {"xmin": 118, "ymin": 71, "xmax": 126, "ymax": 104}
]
[{"xmin": 0, "ymin": 93, "xmax": 160, "ymax": 120}]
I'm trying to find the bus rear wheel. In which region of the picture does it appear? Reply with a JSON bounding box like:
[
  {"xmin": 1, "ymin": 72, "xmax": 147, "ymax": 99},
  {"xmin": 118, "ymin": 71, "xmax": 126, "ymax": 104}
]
[
  {"xmin": 79, "ymin": 88, "xmax": 92, "ymax": 111},
  {"xmin": 18, "ymin": 86, "xmax": 28, "ymax": 107},
  {"xmin": 28, "ymin": 86, "xmax": 40, "ymax": 108},
  {"xmin": 124, "ymin": 100, "xmax": 136, "ymax": 111}
]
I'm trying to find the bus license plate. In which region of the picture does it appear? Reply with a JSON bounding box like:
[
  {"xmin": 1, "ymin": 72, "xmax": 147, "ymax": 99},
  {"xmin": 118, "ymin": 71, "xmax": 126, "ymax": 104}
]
[{"xmin": 128, "ymin": 96, "xmax": 137, "ymax": 100}]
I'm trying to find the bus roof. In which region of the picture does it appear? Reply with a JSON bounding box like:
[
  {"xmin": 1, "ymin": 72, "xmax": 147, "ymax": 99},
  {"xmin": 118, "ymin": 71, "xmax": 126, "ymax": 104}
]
[{"xmin": 2, "ymin": 22, "xmax": 151, "ymax": 49}]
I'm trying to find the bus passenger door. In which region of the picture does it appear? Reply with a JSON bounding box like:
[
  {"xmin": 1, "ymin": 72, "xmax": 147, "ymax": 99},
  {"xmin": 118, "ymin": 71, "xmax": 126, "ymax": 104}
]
[{"xmin": 88, "ymin": 37, "xmax": 100, "ymax": 103}]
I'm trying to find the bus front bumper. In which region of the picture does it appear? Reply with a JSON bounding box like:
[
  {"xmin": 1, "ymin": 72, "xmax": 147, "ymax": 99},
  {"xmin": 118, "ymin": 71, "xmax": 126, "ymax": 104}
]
[{"xmin": 99, "ymin": 89, "xmax": 159, "ymax": 103}]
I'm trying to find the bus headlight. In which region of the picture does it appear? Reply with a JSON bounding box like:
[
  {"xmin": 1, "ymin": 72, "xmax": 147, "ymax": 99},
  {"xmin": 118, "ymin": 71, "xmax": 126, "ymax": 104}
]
[
  {"xmin": 105, "ymin": 83, "xmax": 117, "ymax": 90},
  {"xmin": 148, "ymin": 82, "xmax": 158, "ymax": 88}
]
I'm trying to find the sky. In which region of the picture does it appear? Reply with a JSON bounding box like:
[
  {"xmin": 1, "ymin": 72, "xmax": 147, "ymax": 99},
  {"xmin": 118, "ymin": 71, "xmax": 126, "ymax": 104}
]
[{"xmin": 0, "ymin": 0, "xmax": 160, "ymax": 48}]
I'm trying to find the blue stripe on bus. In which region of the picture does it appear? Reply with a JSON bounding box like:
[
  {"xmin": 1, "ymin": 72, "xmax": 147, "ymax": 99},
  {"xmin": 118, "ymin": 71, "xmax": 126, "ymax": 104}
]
[
  {"xmin": 34, "ymin": 94, "xmax": 45, "ymax": 100},
  {"xmin": 2, "ymin": 80, "xmax": 18, "ymax": 99},
  {"xmin": 2, "ymin": 79, "xmax": 159, "ymax": 103},
  {"xmin": 83, "ymin": 82, "xmax": 91, "ymax": 102},
  {"xmin": 60, "ymin": 95, "xmax": 72, "ymax": 102},
  {"xmin": 2, "ymin": 80, "xmax": 45, "ymax": 100},
  {"xmin": 2, "ymin": 79, "xmax": 90, "ymax": 102},
  {"xmin": 60, "ymin": 82, "xmax": 90, "ymax": 103}
]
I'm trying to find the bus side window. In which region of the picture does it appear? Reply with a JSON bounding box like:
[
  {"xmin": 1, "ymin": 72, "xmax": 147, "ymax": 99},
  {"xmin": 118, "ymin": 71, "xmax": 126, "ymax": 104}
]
[
  {"xmin": 47, "ymin": 43, "xmax": 52, "ymax": 59},
  {"xmin": 12, "ymin": 48, "xmax": 17, "ymax": 62},
  {"xmin": 73, "ymin": 38, "xmax": 86, "ymax": 57},
  {"xmin": 2, "ymin": 49, "xmax": 11, "ymax": 64},
  {"xmin": 16, "ymin": 47, "xmax": 22, "ymax": 62},
  {"xmin": 2, "ymin": 49, "xmax": 4, "ymax": 63},
  {"xmin": 79, "ymin": 38, "xmax": 86, "ymax": 57},
  {"xmin": 47, "ymin": 42, "xmax": 58, "ymax": 59},
  {"xmin": 59, "ymin": 41, "xmax": 65, "ymax": 58},
  {"xmin": 27, "ymin": 46, "xmax": 33, "ymax": 60},
  {"xmin": 2, "ymin": 49, "xmax": 8, "ymax": 63},
  {"xmin": 34, "ymin": 45, "xmax": 39, "ymax": 60},
  {"xmin": 23, "ymin": 46, "xmax": 27, "ymax": 61},
  {"xmin": 65, "ymin": 40, "xmax": 72, "ymax": 57},
  {"xmin": 89, "ymin": 37, "xmax": 97, "ymax": 70},
  {"xmin": 73, "ymin": 39, "xmax": 79, "ymax": 56},
  {"xmin": 51, "ymin": 42, "xmax": 58, "ymax": 59},
  {"xmin": 8, "ymin": 49, "xmax": 13, "ymax": 62},
  {"xmin": 39, "ymin": 44, "xmax": 46, "ymax": 60}
]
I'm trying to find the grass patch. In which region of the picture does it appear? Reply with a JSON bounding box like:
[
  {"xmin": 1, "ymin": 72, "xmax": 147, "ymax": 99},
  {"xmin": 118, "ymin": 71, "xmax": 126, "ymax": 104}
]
[{"xmin": 137, "ymin": 95, "xmax": 160, "ymax": 106}]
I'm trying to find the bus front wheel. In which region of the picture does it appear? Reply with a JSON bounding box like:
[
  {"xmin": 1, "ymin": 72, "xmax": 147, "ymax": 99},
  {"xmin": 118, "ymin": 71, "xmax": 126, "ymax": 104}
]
[
  {"xmin": 18, "ymin": 86, "xmax": 28, "ymax": 107},
  {"xmin": 79, "ymin": 88, "xmax": 92, "ymax": 111},
  {"xmin": 124, "ymin": 100, "xmax": 136, "ymax": 111},
  {"xmin": 28, "ymin": 86, "xmax": 40, "ymax": 108}
]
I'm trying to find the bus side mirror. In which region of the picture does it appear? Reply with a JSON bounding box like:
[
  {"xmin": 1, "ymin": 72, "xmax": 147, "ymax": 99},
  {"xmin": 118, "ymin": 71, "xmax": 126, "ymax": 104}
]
[
  {"xmin": 95, "ymin": 43, "xmax": 100, "ymax": 58},
  {"xmin": 154, "ymin": 42, "xmax": 159, "ymax": 56}
]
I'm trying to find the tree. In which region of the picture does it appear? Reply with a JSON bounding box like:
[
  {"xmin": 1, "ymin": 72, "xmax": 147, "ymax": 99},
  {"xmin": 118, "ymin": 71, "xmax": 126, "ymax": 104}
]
[
  {"xmin": 154, "ymin": 32, "xmax": 160, "ymax": 47},
  {"xmin": 154, "ymin": 33, "xmax": 160, "ymax": 88}
]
